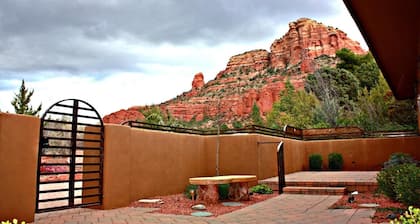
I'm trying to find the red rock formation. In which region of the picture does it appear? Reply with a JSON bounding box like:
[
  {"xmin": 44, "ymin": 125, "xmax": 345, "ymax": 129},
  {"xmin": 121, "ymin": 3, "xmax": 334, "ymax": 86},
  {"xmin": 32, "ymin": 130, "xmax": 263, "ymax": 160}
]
[
  {"xmin": 103, "ymin": 18, "xmax": 366, "ymax": 125},
  {"xmin": 225, "ymin": 49, "xmax": 270, "ymax": 73},
  {"xmin": 103, "ymin": 107, "xmax": 144, "ymax": 124},
  {"xmin": 270, "ymin": 18, "xmax": 365, "ymax": 73},
  {"xmin": 192, "ymin": 72, "xmax": 205, "ymax": 89}
]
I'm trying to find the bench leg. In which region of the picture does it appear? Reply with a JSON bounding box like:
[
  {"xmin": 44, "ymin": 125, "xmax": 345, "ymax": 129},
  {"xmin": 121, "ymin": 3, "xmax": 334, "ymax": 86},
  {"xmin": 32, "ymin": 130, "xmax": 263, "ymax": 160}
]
[
  {"xmin": 228, "ymin": 182, "xmax": 250, "ymax": 201},
  {"xmin": 197, "ymin": 184, "xmax": 219, "ymax": 204}
]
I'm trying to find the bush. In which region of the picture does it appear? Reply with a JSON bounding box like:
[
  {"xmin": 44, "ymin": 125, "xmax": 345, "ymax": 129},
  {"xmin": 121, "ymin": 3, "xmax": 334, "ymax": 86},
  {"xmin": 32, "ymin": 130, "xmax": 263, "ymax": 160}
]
[
  {"xmin": 377, "ymin": 165, "xmax": 398, "ymax": 199},
  {"xmin": 377, "ymin": 163, "xmax": 420, "ymax": 206},
  {"xmin": 250, "ymin": 184, "xmax": 273, "ymax": 194},
  {"xmin": 393, "ymin": 164, "xmax": 420, "ymax": 206},
  {"xmin": 391, "ymin": 206, "xmax": 420, "ymax": 224},
  {"xmin": 185, "ymin": 184, "xmax": 230, "ymax": 200},
  {"xmin": 328, "ymin": 153, "xmax": 343, "ymax": 171},
  {"xmin": 218, "ymin": 184, "xmax": 230, "ymax": 200},
  {"xmin": 384, "ymin": 153, "xmax": 417, "ymax": 169},
  {"xmin": 184, "ymin": 184, "xmax": 198, "ymax": 199},
  {"xmin": 309, "ymin": 154, "xmax": 323, "ymax": 171},
  {"xmin": 232, "ymin": 120, "xmax": 243, "ymax": 129}
]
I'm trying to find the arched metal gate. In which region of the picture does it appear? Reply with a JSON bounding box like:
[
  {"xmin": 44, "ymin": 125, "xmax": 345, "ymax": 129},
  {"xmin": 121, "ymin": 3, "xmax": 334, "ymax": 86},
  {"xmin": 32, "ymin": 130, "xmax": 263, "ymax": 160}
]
[{"xmin": 36, "ymin": 99, "xmax": 104, "ymax": 213}]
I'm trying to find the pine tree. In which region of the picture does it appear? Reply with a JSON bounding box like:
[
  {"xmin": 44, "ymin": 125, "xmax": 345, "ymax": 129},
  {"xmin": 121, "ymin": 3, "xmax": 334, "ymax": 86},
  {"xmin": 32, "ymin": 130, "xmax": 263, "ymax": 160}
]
[
  {"xmin": 251, "ymin": 102, "xmax": 263, "ymax": 126},
  {"xmin": 11, "ymin": 79, "xmax": 42, "ymax": 116}
]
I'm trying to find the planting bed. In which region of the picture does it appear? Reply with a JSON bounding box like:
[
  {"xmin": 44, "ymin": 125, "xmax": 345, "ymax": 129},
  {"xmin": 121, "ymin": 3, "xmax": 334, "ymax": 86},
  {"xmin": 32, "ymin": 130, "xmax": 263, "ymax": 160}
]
[
  {"xmin": 130, "ymin": 193, "xmax": 276, "ymax": 217},
  {"xmin": 330, "ymin": 192, "xmax": 406, "ymax": 223}
]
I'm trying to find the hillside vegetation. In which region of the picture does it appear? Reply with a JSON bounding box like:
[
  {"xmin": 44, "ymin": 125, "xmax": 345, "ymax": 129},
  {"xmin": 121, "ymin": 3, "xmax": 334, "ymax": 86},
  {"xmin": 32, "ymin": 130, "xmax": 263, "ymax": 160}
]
[{"xmin": 139, "ymin": 49, "xmax": 417, "ymax": 132}]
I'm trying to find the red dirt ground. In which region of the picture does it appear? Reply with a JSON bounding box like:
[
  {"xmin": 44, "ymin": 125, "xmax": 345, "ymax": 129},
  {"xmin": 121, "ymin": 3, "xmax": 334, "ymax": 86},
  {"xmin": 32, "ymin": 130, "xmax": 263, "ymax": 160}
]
[
  {"xmin": 130, "ymin": 193, "xmax": 277, "ymax": 217},
  {"xmin": 330, "ymin": 192, "xmax": 406, "ymax": 223}
]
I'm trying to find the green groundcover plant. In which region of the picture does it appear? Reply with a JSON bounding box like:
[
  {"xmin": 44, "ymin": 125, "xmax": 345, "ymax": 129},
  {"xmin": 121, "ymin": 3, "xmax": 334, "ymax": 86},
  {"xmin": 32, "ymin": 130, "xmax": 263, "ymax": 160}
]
[
  {"xmin": 250, "ymin": 184, "xmax": 273, "ymax": 194},
  {"xmin": 390, "ymin": 206, "xmax": 420, "ymax": 224},
  {"xmin": 1, "ymin": 219, "xmax": 26, "ymax": 224}
]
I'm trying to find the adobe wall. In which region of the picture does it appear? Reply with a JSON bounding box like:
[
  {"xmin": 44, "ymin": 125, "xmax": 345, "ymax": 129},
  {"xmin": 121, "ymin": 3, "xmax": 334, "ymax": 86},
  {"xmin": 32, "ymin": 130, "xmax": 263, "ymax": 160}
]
[
  {"xmin": 128, "ymin": 128, "xmax": 207, "ymax": 202},
  {"xmin": 102, "ymin": 125, "xmax": 207, "ymax": 209},
  {"xmin": 0, "ymin": 113, "xmax": 39, "ymax": 223},
  {"xmin": 102, "ymin": 127, "xmax": 420, "ymax": 209},
  {"xmin": 303, "ymin": 137, "xmax": 420, "ymax": 170},
  {"xmin": 202, "ymin": 134, "xmax": 304, "ymax": 179}
]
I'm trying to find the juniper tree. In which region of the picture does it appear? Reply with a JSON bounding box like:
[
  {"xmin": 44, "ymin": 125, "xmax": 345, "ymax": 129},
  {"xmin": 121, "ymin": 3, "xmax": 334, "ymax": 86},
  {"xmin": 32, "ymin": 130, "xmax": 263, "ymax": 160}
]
[
  {"xmin": 251, "ymin": 102, "xmax": 263, "ymax": 126},
  {"xmin": 11, "ymin": 79, "xmax": 42, "ymax": 116}
]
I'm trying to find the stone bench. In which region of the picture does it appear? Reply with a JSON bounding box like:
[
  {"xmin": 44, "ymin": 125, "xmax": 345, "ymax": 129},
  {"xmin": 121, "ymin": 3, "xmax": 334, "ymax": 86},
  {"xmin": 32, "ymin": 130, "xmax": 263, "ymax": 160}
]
[{"xmin": 189, "ymin": 175, "xmax": 257, "ymax": 204}]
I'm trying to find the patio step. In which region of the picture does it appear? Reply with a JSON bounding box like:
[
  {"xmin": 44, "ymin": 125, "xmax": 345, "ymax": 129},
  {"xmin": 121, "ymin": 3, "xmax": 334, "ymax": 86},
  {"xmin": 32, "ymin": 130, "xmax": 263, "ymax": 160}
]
[
  {"xmin": 259, "ymin": 172, "xmax": 378, "ymax": 193},
  {"xmin": 283, "ymin": 186, "xmax": 347, "ymax": 195}
]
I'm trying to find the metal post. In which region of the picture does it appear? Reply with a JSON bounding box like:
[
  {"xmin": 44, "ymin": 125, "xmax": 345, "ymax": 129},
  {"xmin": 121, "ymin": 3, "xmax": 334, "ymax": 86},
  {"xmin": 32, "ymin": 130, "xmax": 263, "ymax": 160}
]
[
  {"xmin": 417, "ymin": 57, "xmax": 420, "ymax": 134},
  {"xmin": 69, "ymin": 100, "xmax": 79, "ymax": 207},
  {"xmin": 277, "ymin": 141, "xmax": 285, "ymax": 194},
  {"xmin": 216, "ymin": 99, "xmax": 221, "ymax": 176}
]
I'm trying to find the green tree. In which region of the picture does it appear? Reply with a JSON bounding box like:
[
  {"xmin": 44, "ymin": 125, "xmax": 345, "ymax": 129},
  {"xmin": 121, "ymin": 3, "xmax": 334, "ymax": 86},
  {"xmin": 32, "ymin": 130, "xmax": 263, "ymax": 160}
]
[
  {"xmin": 336, "ymin": 49, "xmax": 380, "ymax": 90},
  {"xmin": 140, "ymin": 106, "xmax": 165, "ymax": 125},
  {"xmin": 354, "ymin": 75, "xmax": 417, "ymax": 131},
  {"xmin": 220, "ymin": 123, "xmax": 229, "ymax": 130},
  {"xmin": 305, "ymin": 68, "xmax": 360, "ymax": 127},
  {"xmin": 266, "ymin": 80, "xmax": 319, "ymax": 128},
  {"xmin": 251, "ymin": 102, "xmax": 263, "ymax": 126},
  {"xmin": 11, "ymin": 79, "xmax": 42, "ymax": 116},
  {"xmin": 353, "ymin": 59, "xmax": 380, "ymax": 90},
  {"xmin": 232, "ymin": 120, "xmax": 243, "ymax": 129},
  {"xmin": 305, "ymin": 67, "xmax": 360, "ymax": 107}
]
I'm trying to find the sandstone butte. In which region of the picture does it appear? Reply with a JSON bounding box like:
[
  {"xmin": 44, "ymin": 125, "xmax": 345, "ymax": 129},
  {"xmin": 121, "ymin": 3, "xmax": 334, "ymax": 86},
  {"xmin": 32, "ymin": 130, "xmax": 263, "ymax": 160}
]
[{"xmin": 103, "ymin": 18, "xmax": 365, "ymax": 125}]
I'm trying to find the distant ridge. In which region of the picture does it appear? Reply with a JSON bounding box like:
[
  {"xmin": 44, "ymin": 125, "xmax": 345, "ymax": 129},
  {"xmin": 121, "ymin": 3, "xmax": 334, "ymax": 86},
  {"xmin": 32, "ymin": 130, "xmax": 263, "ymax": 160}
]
[{"xmin": 104, "ymin": 18, "xmax": 365, "ymax": 125}]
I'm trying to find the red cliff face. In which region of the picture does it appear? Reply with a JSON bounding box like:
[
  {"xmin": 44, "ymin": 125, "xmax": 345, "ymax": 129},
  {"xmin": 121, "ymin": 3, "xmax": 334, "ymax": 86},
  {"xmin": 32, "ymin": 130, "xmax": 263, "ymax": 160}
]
[
  {"xmin": 192, "ymin": 72, "xmax": 205, "ymax": 89},
  {"xmin": 103, "ymin": 18, "xmax": 366, "ymax": 125},
  {"xmin": 225, "ymin": 49, "xmax": 270, "ymax": 73},
  {"xmin": 103, "ymin": 107, "xmax": 145, "ymax": 124},
  {"xmin": 270, "ymin": 18, "xmax": 365, "ymax": 73}
]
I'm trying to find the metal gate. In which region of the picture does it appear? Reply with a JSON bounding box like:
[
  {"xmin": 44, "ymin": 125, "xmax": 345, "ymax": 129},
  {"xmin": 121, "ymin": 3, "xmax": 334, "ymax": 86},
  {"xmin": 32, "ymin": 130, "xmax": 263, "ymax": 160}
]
[{"xmin": 36, "ymin": 99, "xmax": 104, "ymax": 213}]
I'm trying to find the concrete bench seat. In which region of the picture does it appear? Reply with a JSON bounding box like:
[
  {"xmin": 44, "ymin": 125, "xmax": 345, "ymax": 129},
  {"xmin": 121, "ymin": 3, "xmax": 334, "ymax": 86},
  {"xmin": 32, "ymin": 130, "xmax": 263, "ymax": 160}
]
[{"xmin": 189, "ymin": 175, "xmax": 257, "ymax": 204}]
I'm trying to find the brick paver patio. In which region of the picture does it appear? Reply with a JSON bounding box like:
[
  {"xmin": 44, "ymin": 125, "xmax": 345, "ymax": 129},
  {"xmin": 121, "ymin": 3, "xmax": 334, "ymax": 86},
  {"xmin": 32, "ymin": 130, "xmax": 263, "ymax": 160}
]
[{"xmin": 33, "ymin": 194, "xmax": 375, "ymax": 224}]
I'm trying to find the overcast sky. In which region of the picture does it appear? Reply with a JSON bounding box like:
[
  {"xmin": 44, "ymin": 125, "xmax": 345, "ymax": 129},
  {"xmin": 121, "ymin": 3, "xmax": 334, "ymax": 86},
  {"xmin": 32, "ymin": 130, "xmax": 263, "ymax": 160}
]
[{"xmin": 0, "ymin": 0, "xmax": 367, "ymax": 117}]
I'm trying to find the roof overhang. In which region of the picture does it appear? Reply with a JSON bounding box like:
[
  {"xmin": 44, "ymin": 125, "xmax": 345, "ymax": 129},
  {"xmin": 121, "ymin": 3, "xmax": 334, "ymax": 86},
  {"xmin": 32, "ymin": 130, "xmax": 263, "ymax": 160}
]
[{"xmin": 343, "ymin": 0, "xmax": 419, "ymax": 99}]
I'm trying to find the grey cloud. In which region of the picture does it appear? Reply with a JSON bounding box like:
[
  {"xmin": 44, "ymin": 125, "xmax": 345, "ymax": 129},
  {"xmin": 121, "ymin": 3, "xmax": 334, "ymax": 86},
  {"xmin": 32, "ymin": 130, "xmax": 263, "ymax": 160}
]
[{"xmin": 0, "ymin": 0, "xmax": 338, "ymax": 77}]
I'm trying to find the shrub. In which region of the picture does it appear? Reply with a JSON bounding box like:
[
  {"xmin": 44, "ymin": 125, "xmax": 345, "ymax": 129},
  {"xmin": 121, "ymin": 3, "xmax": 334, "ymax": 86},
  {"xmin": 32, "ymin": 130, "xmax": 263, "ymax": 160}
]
[
  {"xmin": 377, "ymin": 163, "xmax": 420, "ymax": 206},
  {"xmin": 391, "ymin": 206, "xmax": 420, "ymax": 224},
  {"xmin": 232, "ymin": 120, "xmax": 243, "ymax": 129},
  {"xmin": 184, "ymin": 184, "xmax": 198, "ymax": 199},
  {"xmin": 328, "ymin": 153, "xmax": 343, "ymax": 171},
  {"xmin": 220, "ymin": 123, "xmax": 229, "ymax": 131},
  {"xmin": 218, "ymin": 184, "xmax": 230, "ymax": 200},
  {"xmin": 393, "ymin": 164, "xmax": 420, "ymax": 206},
  {"xmin": 377, "ymin": 165, "xmax": 398, "ymax": 199},
  {"xmin": 309, "ymin": 154, "xmax": 323, "ymax": 171},
  {"xmin": 184, "ymin": 184, "xmax": 231, "ymax": 200},
  {"xmin": 384, "ymin": 153, "xmax": 417, "ymax": 169},
  {"xmin": 250, "ymin": 184, "xmax": 273, "ymax": 194}
]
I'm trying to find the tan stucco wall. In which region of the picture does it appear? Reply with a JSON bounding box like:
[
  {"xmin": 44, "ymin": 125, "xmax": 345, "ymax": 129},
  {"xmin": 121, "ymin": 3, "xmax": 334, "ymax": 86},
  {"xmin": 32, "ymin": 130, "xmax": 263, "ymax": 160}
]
[
  {"xmin": 303, "ymin": 137, "xmax": 420, "ymax": 170},
  {"xmin": 102, "ymin": 125, "xmax": 208, "ymax": 209},
  {"xmin": 0, "ymin": 113, "xmax": 39, "ymax": 223},
  {"xmin": 205, "ymin": 134, "xmax": 259, "ymax": 176},
  {"xmin": 129, "ymin": 129, "xmax": 206, "ymax": 201},
  {"xmin": 101, "ymin": 124, "xmax": 131, "ymax": 209},
  {"xmin": 102, "ymin": 127, "xmax": 420, "ymax": 209}
]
